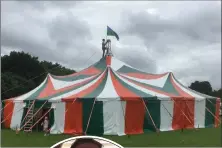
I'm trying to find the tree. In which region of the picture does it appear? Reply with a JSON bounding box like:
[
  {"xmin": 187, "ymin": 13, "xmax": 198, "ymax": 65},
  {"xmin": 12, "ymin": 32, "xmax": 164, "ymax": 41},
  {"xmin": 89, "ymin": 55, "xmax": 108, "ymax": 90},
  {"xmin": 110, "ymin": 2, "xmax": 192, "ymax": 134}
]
[
  {"xmin": 210, "ymin": 88, "xmax": 222, "ymax": 100},
  {"xmin": 40, "ymin": 61, "xmax": 75, "ymax": 76},
  {"xmin": 1, "ymin": 72, "xmax": 36, "ymax": 99},
  {"xmin": 189, "ymin": 81, "xmax": 212, "ymax": 95},
  {"xmin": 1, "ymin": 51, "xmax": 76, "ymax": 100},
  {"xmin": 1, "ymin": 51, "xmax": 46, "ymax": 85}
]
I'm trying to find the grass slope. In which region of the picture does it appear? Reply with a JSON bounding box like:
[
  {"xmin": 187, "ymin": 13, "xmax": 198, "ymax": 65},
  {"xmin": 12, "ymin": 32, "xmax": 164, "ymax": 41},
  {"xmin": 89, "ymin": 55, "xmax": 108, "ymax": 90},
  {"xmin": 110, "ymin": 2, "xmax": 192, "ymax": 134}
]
[{"xmin": 1, "ymin": 126, "xmax": 221, "ymax": 147}]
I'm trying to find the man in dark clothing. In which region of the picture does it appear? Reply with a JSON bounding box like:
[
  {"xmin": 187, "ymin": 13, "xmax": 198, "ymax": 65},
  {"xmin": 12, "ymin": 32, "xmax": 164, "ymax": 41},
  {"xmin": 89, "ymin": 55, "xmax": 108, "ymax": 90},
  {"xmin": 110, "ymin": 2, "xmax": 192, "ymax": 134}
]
[
  {"xmin": 70, "ymin": 138, "xmax": 102, "ymax": 148},
  {"xmin": 102, "ymin": 39, "xmax": 108, "ymax": 58}
]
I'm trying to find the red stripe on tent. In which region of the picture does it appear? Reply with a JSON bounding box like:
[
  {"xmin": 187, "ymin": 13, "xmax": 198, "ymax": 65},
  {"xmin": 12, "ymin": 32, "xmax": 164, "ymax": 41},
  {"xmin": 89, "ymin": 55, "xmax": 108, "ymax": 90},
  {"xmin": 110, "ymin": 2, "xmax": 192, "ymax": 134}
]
[
  {"xmin": 54, "ymin": 67, "xmax": 101, "ymax": 78},
  {"xmin": 63, "ymin": 70, "xmax": 107, "ymax": 100},
  {"xmin": 119, "ymin": 72, "xmax": 168, "ymax": 80},
  {"xmin": 119, "ymin": 74, "xmax": 178, "ymax": 97},
  {"xmin": 38, "ymin": 77, "xmax": 55, "ymax": 98},
  {"xmin": 64, "ymin": 101, "xmax": 83, "ymax": 134},
  {"xmin": 215, "ymin": 98, "xmax": 220, "ymax": 127},
  {"xmin": 170, "ymin": 73, "xmax": 195, "ymax": 130},
  {"xmin": 125, "ymin": 100, "xmax": 145, "ymax": 135},
  {"xmin": 110, "ymin": 70, "xmax": 145, "ymax": 134},
  {"xmin": 38, "ymin": 75, "xmax": 96, "ymax": 99},
  {"xmin": 110, "ymin": 71, "xmax": 140, "ymax": 100},
  {"xmin": 3, "ymin": 100, "xmax": 14, "ymax": 128},
  {"xmin": 80, "ymin": 67, "xmax": 101, "ymax": 75},
  {"xmin": 120, "ymin": 73, "xmax": 195, "ymax": 131},
  {"xmin": 106, "ymin": 55, "xmax": 111, "ymax": 66}
]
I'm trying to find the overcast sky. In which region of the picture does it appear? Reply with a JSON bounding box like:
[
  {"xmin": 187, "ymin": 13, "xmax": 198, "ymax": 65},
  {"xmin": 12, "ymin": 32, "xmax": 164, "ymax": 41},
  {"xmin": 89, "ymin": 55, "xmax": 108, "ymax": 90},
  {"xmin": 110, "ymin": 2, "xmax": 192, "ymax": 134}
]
[{"xmin": 1, "ymin": 1, "xmax": 221, "ymax": 89}]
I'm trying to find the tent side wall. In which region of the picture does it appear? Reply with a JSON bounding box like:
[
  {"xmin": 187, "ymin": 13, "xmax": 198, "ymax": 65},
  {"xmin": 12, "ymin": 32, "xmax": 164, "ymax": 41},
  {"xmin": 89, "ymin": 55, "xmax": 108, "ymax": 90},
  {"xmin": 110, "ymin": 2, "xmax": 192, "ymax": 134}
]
[
  {"xmin": 50, "ymin": 100, "xmax": 128, "ymax": 135},
  {"xmin": 50, "ymin": 98, "xmax": 221, "ymax": 136},
  {"xmin": 1, "ymin": 99, "xmax": 55, "ymax": 131},
  {"xmin": 2, "ymin": 100, "xmax": 25, "ymax": 130},
  {"xmin": 2, "ymin": 98, "xmax": 220, "ymax": 135},
  {"xmin": 21, "ymin": 100, "xmax": 54, "ymax": 131},
  {"xmin": 50, "ymin": 99, "xmax": 173, "ymax": 135},
  {"xmin": 170, "ymin": 73, "xmax": 221, "ymax": 129}
]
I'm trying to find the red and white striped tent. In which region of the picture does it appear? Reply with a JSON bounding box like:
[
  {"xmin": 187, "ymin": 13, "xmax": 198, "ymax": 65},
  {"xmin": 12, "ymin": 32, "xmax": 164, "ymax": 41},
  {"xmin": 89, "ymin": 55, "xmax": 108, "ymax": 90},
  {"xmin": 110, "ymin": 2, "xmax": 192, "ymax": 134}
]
[{"xmin": 2, "ymin": 55, "xmax": 221, "ymax": 135}]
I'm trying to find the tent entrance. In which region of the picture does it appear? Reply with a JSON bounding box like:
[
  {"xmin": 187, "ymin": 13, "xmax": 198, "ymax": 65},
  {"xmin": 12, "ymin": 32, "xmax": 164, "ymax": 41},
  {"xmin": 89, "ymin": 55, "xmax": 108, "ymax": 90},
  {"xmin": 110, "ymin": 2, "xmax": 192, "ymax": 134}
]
[
  {"xmin": 33, "ymin": 108, "xmax": 50, "ymax": 132},
  {"xmin": 22, "ymin": 107, "xmax": 51, "ymax": 132}
]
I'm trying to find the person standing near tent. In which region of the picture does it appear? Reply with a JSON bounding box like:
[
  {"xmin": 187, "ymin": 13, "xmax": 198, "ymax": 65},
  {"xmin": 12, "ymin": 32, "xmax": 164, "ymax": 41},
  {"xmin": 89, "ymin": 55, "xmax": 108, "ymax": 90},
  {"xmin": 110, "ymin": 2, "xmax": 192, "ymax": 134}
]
[
  {"xmin": 41, "ymin": 116, "xmax": 49, "ymax": 136},
  {"xmin": 102, "ymin": 39, "xmax": 108, "ymax": 58}
]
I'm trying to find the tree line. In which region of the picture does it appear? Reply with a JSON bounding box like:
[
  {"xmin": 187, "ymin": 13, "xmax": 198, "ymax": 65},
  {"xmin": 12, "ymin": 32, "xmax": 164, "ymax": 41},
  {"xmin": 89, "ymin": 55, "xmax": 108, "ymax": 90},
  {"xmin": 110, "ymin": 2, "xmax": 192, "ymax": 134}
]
[
  {"xmin": 189, "ymin": 81, "xmax": 222, "ymax": 100},
  {"xmin": 1, "ymin": 51, "xmax": 222, "ymax": 100},
  {"xmin": 1, "ymin": 51, "xmax": 75, "ymax": 99}
]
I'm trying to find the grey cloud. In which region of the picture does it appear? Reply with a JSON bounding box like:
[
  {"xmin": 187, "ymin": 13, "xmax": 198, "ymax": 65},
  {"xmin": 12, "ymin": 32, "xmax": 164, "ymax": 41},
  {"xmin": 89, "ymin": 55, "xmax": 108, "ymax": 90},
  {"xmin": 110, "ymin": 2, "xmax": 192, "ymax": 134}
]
[
  {"xmin": 174, "ymin": 62, "xmax": 221, "ymax": 89},
  {"xmin": 119, "ymin": 53, "xmax": 157, "ymax": 73},
  {"xmin": 1, "ymin": 2, "xmax": 96, "ymax": 70},
  {"xmin": 16, "ymin": 1, "xmax": 81, "ymax": 11},
  {"xmin": 1, "ymin": 1, "xmax": 221, "ymax": 90},
  {"xmin": 17, "ymin": 1, "xmax": 47, "ymax": 11},
  {"xmin": 48, "ymin": 11, "xmax": 92, "ymax": 49},
  {"xmin": 118, "ymin": 1, "xmax": 221, "ymax": 89},
  {"xmin": 112, "ymin": 45, "xmax": 157, "ymax": 73},
  {"xmin": 48, "ymin": 1, "xmax": 81, "ymax": 8},
  {"xmin": 1, "ymin": 28, "xmax": 64, "ymax": 63},
  {"xmin": 46, "ymin": 10, "xmax": 100, "ymax": 70},
  {"xmin": 122, "ymin": 1, "xmax": 221, "ymax": 49},
  {"xmin": 178, "ymin": 5, "xmax": 221, "ymax": 44}
]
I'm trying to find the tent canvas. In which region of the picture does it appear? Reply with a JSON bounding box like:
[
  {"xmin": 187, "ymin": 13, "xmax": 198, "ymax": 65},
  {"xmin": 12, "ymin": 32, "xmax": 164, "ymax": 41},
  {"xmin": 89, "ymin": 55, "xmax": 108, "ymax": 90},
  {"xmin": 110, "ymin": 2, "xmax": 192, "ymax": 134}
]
[{"xmin": 1, "ymin": 55, "xmax": 221, "ymax": 135}]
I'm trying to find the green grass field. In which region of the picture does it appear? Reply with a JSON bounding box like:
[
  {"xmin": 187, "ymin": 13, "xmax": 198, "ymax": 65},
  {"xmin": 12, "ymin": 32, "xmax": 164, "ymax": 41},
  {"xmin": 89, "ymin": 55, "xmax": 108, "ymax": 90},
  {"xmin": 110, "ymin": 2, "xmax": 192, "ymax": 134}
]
[{"xmin": 1, "ymin": 126, "xmax": 221, "ymax": 147}]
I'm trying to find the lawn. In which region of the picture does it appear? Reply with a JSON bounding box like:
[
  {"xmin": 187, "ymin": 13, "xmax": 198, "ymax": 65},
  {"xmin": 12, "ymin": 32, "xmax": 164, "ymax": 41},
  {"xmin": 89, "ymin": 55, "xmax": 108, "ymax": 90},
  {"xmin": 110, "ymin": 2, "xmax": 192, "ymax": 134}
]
[{"xmin": 1, "ymin": 126, "xmax": 221, "ymax": 147}]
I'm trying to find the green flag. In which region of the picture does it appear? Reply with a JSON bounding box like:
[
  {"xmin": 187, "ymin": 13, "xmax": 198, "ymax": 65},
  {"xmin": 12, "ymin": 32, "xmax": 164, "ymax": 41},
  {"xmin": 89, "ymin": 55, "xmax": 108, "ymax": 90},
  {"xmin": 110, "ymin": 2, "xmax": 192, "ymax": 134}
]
[{"xmin": 107, "ymin": 26, "xmax": 119, "ymax": 41}]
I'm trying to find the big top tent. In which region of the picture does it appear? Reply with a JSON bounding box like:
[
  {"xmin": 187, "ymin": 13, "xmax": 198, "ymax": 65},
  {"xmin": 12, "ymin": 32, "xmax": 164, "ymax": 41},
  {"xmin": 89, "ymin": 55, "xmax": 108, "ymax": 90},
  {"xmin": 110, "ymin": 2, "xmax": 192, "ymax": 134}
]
[{"xmin": 1, "ymin": 54, "xmax": 221, "ymax": 136}]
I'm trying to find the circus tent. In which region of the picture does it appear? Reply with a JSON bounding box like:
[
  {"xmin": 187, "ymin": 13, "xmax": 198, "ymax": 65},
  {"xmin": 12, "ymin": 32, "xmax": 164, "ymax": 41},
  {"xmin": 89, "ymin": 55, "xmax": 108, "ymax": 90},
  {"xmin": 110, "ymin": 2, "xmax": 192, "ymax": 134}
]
[{"xmin": 1, "ymin": 55, "xmax": 221, "ymax": 136}]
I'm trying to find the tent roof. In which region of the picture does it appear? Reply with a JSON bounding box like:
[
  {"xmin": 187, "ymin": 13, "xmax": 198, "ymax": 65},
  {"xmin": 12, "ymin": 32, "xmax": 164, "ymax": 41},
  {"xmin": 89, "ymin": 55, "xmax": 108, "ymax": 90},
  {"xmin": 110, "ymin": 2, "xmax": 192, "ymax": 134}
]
[{"xmin": 8, "ymin": 55, "xmax": 217, "ymax": 102}]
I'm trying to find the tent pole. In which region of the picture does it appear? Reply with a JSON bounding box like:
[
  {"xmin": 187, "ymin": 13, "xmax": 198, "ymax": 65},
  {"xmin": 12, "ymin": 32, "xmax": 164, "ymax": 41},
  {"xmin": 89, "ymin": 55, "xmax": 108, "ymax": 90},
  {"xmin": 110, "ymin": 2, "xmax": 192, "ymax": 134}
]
[
  {"xmin": 57, "ymin": 97, "xmax": 81, "ymax": 135},
  {"xmin": 20, "ymin": 100, "xmax": 36, "ymax": 126},
  {"xmin": 1, "ymin": 107, "xmax": 24, "ymax": 124},
  {"xmin": 141, "ymin": 98, "xmax": 160, "ymax": 134},
  {"xmin": 191, "ymin": 100, "xmax": 219, "ymax": 129},
  {"xmin": 184, "ymin": 99, "xmax": 203, "ymax": 131},
  {"xmin": 84, "ymin": 97, "xmax": 97, "ymax": 135},
  {"xmin": 0, "ymin": 102, "xmax": 11, "ymax": 113},
  {"xmin": 206, "ymin": 98, "xmax": 221, "ymax": 124},
  {"xmin": 49, "ymin": 98, "xmax": 77, "ymax": 135},
  {"xmin": 28, "ymin": 108, "xmax": 53, "ymax": 132},
  {"xmin": 206, "ymin": 98, "xmax": 214, "ymax": 105},
  {"xmin": 64, "ymin": 97, "xmax": 78, "ymax": 113},
  {"xmin": 120, "ymin": 100, "xmax": 129, "ymax": 137},
  {"xmin": 20, "ymin": 100, "xmax": 48, "ymax": 131},
  {"xmin": 205, "ymin": 106, "xmax": 221, "ymax": 124},
  {"xmin": 161, "ymin": 103, "xmax": 173, "ymax": 119},
  {"xmin": 171, "ymin": 99, "xmax": 192, "ymax": 125}
]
